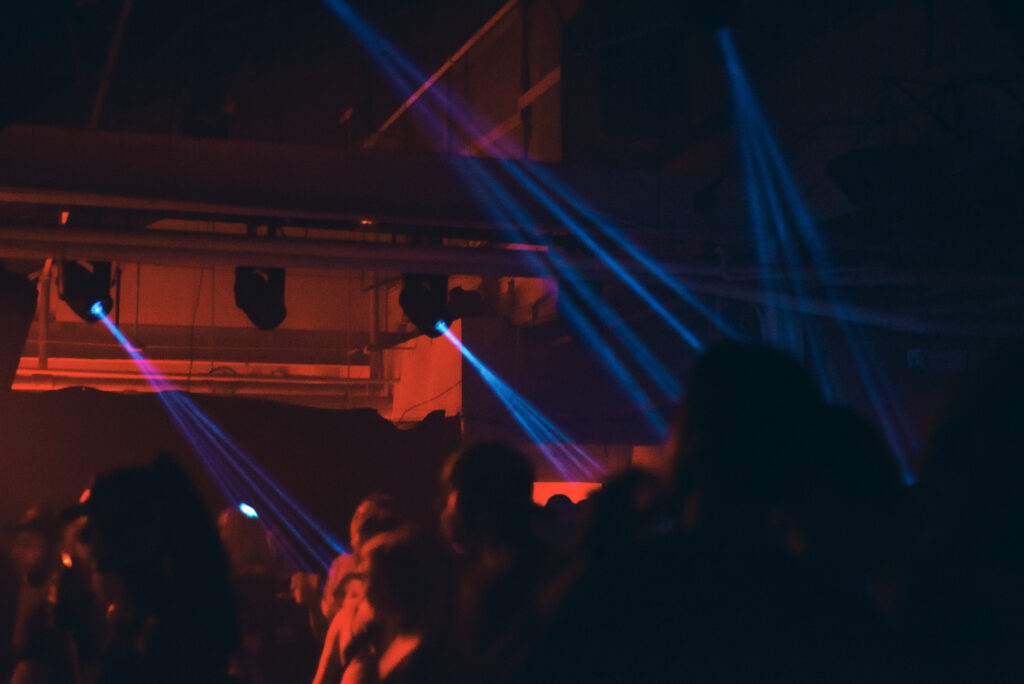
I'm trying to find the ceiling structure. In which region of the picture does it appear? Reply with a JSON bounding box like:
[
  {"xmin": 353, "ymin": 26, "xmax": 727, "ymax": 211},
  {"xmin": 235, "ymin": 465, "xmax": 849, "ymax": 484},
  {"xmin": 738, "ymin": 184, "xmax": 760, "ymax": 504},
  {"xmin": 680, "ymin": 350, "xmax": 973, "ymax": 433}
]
[{"xmin": 2, "ymin": 0, "xmax": 1023, "ymax": 431}]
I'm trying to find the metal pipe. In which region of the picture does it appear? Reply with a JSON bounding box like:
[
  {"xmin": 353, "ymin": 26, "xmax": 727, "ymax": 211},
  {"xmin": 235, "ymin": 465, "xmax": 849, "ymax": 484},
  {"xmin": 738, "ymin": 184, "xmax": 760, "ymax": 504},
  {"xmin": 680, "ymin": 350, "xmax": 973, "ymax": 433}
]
[
  {"xmin": 0, "ymin": 225, "xmax": 728, "ymax": 280},
  {"xmin": 37, "ymin": 258, "xmax": 53, "ymax": 370},
  {"xmin": 17, "ymin": 367, "xmax": 390, "ymax": 383},
  {"xmin": 88, "ymin": 0, "xmax": 135, "ymax": 129},
  {"xmin": 364, "ymin": 0, "xmax": 520, "ymax": 148},
  {"xmin": 3, "ymin": 229, "xmax": 1019, "ymax": 338},
  {"xmin": 11, "ymin": 374, "xmax": 390, "ymax": 397},
  {"xmin": 15, "ymin": 367, "xmax": 391, "ymax": 385},
  {"xmin": 679, "ymin": 279, "xmax": 1024, "ymax": 339}
]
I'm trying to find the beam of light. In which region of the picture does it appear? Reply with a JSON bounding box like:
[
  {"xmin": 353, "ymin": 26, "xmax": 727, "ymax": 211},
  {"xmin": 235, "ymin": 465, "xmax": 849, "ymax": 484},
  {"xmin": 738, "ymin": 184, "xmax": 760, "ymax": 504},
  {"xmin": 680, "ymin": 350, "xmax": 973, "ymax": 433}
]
[
  {"xmin": 740, "ymin": 119, "xmax": 835, "ymax": 399},
  {"xmin": 458, "ymin": 171, "xmax": 674, "ymax": 439},
  {"xmin": 438, "ymin": 94, "xmax": 715, "ymax": 350},
  {"xmin": 319, "ymin": 0, "xmax": 708, "ymax": 435},
  {"xmin": 436, "ymin": 321, "xmax": 604, "ymax": 480},
  {"xmin": 510, "ymin": 162, "xmax": 745, "ymax": 340},
  {"xmin": 461, "ymin": 163, "xmax": 681, "ymax": 412},
  {"xmin": 238, "ymin": 503, "xmax": 259, "ymax": 519},
  {"xmin": 376, "ymin": 29, "xmax": 729, "ymax": 344},
  {"xmin": 735, "ymin": 113, "xmax": 799, "ymax": 349},
  {"xmin": 363, "ymin": 67, "xmax": 683, "ymax": 411},
  {"xmin": 92, "ymin": 302, "xmax": 347, "ymax": 568},
  {"xmin": 317, "ymin": 21, "xmax": 678, "ymax": 431},
  {"xmin": 717, "ymin": 30, "xmax": 918, "ymax": 482},
  {"xmin": 320, "ymin": 0, "xmax": 721, "ymax": 349}
]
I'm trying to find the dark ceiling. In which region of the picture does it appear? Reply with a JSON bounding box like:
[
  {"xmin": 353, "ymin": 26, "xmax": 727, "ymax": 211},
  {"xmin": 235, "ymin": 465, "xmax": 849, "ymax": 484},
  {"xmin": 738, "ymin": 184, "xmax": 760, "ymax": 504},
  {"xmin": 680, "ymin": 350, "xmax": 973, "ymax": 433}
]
[
  {"xmin": 1, "ymin": 0, "xmax": 509, "ymax": 140},
  {"xmin": 3, "ymin": 0, "xmax": 1024, "ymax": 347}
]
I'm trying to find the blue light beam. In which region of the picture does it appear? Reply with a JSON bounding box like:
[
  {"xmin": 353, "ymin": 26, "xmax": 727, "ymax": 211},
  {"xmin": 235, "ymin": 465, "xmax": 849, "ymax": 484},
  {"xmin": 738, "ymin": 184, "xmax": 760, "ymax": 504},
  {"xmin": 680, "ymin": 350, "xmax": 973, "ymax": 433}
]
[
  {"xmin": 717, "ymin": 29, "xmax": 918, "ymax": 481},
  {"xmin": 94, "ymin": 303, "xmax": 348, "ymax": 566},
  {"xmin": 320, "ymin": 0, "xmax": 721, "ymax": 348},
  {"xmin": 436, "ymin": 322, "xmax": 604, "ymax": 480}
]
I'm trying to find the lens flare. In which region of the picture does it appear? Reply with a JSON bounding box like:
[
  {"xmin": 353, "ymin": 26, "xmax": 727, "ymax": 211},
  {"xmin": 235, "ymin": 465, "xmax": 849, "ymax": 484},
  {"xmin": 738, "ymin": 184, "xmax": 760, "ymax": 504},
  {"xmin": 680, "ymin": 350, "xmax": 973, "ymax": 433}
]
[{"xmin": 238, "ymin": 503, "xmax": 259, "ymax": 519}]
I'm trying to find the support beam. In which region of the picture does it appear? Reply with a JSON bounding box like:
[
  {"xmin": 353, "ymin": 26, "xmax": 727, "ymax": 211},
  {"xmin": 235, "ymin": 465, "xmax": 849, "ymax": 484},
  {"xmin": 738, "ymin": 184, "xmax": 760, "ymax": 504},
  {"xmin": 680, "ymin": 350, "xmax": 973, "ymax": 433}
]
[{"xmin": 0, "ymin": 225, "xmax": 727, "ymax": 280}]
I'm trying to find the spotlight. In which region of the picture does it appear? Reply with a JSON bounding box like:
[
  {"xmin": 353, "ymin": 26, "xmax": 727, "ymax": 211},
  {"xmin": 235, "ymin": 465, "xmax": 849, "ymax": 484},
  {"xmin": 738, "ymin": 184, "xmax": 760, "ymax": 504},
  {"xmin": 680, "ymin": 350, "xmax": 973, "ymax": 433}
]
[
  {"xmin": 238, "ymin": 503, "xmax": 258, "ymax": 519},
  {"xmin": 59, "ymin": 261, "xmax": 112, "ymax": 323},
  {"xmin": 234, "ymin": 266, "xmax": 287, "ymax": 330},
  {"xmin": 399, "ymin": 273, "xmax": 450, "ymax": 337}
]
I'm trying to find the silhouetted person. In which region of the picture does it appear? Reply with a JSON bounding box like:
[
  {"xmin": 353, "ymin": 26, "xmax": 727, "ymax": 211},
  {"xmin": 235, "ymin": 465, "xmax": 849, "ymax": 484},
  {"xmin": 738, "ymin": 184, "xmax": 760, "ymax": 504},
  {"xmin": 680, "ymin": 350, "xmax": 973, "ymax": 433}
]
[
  {"xmin": 796, "ymin": 405, "xmax": 908, "ymax": 614},
  {"xmin": 218, "ymin": 506, "xmax": 313, "ymax": 684},
  {"xmin": 5, "ymin": 505, "xmax": 74, "ymax": 684},
  {"xmin": 74, "ymin": 454, "xmax": 239, "ymax": 684},
  {"xmin": 339, "ymin": 532, "xmax": 443, "ymax": 684},
  {"xmin": 517, "ymin": 343, "xmax": 888, "ymax": 684},
  {"xmin": 508, "ymin": 469, "xmax": 674, "ymax": 684},
  {"xmin": 904, "ymin": 350, "xmax": 1024, "ymax": 680},
  {"xmin": 663, "ymin": 343, "xmax": 889, "ymax": 682},
  {"xmin": 674, "ymin": 342, "xmax": 824, "ymax": 538},
  {"xmin": 439, "ymin": 442, "xmax": 545, "ymax": 682},
  {"xmin": 317, "ymin": 495, "xmax": 403, "ymax": 624},
  {"xmin": 311, "ymin": 496, "xmax": 405, "ymax": 684}
]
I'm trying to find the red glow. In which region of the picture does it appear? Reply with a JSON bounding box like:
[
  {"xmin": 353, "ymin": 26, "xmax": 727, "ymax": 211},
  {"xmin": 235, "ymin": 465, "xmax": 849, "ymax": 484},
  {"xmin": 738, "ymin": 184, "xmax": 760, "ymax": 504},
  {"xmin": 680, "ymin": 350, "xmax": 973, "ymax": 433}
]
[
  {"xmin": 61, "ymin": 553, "xmax": 73, "ymax": 568},
  {"xmin": 360, "ymin": 219, "xmax": 373, "ymax": 225},
  {"xmin": 60, "ymin": 211, "xmax": 69, "ymax": 225},
  {"xmin": 533, "ymin": 481, "xmax": 601, "ymax": 505},
  {"xmin": 78, "ymin": 488, "xmax": 91, "ymax": 504}
]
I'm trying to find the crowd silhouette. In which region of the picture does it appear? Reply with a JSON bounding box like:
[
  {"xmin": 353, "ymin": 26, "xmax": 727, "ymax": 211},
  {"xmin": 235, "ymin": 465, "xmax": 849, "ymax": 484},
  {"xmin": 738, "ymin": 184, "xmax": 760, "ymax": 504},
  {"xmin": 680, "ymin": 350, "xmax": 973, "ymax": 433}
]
[{"xmin": 3, "ymin": 341, "xmax": 1022, "ymax": 682}]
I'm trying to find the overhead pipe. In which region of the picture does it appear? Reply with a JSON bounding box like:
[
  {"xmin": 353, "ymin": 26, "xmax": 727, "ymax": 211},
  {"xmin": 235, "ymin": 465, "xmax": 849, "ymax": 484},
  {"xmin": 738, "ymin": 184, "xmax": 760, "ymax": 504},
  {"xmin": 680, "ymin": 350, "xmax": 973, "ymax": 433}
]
[
  {"xmin": 12, "ymin": 373, "xmax": 390, "ymax": 397},
  {"xmin": 3, "ymin": 226, "xmax": 1018, "ymax": 338},
  {"xmin": 364, "ymin": 0, "xmax": 521, "ymax": 148},
  {"xmin": 0, "ymin": 225, "xmax": 726, "ymax": 280}
]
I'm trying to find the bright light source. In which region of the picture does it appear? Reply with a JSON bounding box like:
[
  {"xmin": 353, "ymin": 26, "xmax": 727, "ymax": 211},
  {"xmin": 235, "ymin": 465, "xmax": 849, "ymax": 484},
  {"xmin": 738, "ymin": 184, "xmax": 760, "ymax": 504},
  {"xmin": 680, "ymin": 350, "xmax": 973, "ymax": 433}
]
[
  {"xmin": 238, "ymin": 503, "xmax": 259, "ymax": 519},
  {"xmin": 61, "ymin": 553, "xmax": 73, "ymax": 568},
  {"xmin": 61, "ymin": 261, "xmax": 112, "ymax": 323},
  {"xmin": 90, "ymin": 301, "xmax": 106, "ymax": 319},
  {"xmin": 434, "ymin": 320, "xmax": 448, "ymax": 334}
]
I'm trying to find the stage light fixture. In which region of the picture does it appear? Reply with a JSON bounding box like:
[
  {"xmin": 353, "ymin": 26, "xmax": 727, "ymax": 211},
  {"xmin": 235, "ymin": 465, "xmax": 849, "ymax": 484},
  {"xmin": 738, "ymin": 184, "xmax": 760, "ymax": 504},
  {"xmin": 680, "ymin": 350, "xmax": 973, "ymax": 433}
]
[
  {"xmin": 234, "ymin": 266, "xmax": 287, "ymax": 330},
  {"xmin": 399, "ymin": 273, "xmax": 451, "ymax": 337},
  {"xmin": 59, "ymin": 260, "xmax": 112, "ymax": 323}
]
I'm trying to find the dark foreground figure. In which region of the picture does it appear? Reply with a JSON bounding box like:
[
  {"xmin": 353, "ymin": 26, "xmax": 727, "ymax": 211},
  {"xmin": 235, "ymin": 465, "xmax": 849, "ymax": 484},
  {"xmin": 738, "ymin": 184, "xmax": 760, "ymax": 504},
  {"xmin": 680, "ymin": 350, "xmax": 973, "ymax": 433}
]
[{"xmin": 6, "ymin": 343, "xmax": 1024, "ymax": 683}]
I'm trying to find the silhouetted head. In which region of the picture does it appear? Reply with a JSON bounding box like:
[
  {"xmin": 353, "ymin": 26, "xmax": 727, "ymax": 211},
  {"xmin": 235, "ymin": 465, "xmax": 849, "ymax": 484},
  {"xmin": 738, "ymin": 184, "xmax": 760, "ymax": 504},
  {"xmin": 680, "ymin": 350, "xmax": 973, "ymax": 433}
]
[
  {"xmin": 76, "ymin": 454, "xmax": 239, "ymax": 676},
  {"xmin": 907, "ymin": 350, "xmax": 1024, "ymax": 677},
  {"xmin": 797, "ymin": 404, "xmax": 906, "ymax": 573},
  {"xmin": 441, "ymin": 441, "xmax": 535, "ymax": 548},
  {"xmin": 350, "ymin": 493, "xmax": 403, "ymax": 555},
  {"xmin": 674, "ymin": 342, "xmax": 824, "ymax": 536},
  {"xmin": 918, "ymin": 349, "xmax": 1024, "ymax": 552},
  {"xmin": 365, "ymin": 532, "xmax": 440, "ymax": 633},
  {"xmin": 7, "ymin": 503, "xmax": 61, "ymax": 583},
  {"xmin": 584, "ymin": 468, "xmax": 668, "ymax": 554},
  {"xmin": 544, "ymin": 494, "xmax": 574, "ymax": 518},
  {"xmin": 217, "ymin": 506, "xmax": 279, "ymax": 577}
]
